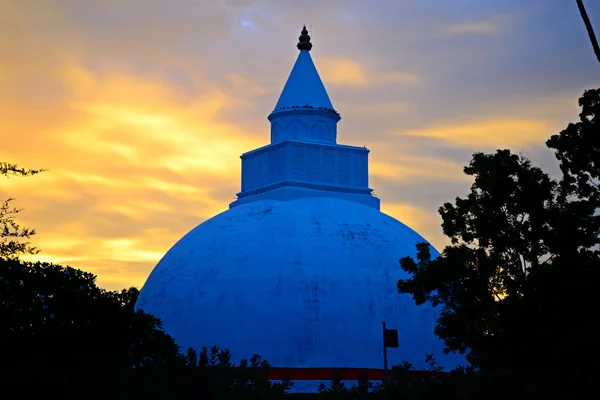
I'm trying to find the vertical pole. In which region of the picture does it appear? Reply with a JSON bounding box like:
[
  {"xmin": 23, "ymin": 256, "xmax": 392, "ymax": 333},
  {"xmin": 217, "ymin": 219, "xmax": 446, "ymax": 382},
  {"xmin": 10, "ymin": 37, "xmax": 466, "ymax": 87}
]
[
  {"xmin": 382, "ymin": 321, "xmax": 388, "ymax": 372},
  {"xmin": 576, "ymin": 0, "xmax": 600, "ymax": 64}
]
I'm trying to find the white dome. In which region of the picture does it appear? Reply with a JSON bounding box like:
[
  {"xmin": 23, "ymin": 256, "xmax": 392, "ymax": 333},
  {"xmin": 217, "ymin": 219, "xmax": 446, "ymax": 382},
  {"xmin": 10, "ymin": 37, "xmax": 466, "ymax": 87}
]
[{"xmin": 136, "ymin": 197, "xmax": 464, "ymax": 371}]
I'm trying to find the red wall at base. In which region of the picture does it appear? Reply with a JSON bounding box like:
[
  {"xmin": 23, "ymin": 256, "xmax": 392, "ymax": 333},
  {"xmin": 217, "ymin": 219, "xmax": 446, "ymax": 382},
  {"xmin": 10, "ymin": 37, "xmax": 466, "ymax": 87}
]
[{"xmin": 267, "ymin": 367, "xmax": 450, "ymax": 381}]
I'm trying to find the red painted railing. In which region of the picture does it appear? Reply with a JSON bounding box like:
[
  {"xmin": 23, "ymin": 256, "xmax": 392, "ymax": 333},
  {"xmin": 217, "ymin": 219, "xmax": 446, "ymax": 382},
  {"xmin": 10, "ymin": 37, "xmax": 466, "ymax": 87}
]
[{"xmin": 267, "ymin": 367, "xmax": 450, "ymax": 381}]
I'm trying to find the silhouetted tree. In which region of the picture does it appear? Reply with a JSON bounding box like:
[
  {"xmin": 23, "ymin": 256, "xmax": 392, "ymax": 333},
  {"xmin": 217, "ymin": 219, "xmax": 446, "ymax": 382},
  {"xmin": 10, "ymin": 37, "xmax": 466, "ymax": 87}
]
[
  {"xmin": 0, "ymin": 258, "xmax": 183, "ymax": 399},
  {"xmin": 0, "ymin": 163, "xmax": 295, "ymax": 399},
  {"xmin": 0, "ymin": 162, "xmax": 44, "ymax": 259},
  {"xmin": 397, "ymin": 88, "xmax": 600, "ymax": 399},
  {"xmin": 0, "ymin": 257, "xmax": 295, "ymax": 399},
  {"xmin": 547, "ymin": 88, "xmax": 600, "ymax": 204}
]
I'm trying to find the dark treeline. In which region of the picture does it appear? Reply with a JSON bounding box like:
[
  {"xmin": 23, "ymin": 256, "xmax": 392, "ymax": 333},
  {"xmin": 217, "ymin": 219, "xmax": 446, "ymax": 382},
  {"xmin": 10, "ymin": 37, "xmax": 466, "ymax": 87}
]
[
  {"xmin": 0, "ymin": 258, "xmax": 290, "ymax": 399},
  {"xmin": 1, "ymin": 88, "xmax": 599, "ymax": 399},
  {"xmin": 397, "ymin": 88, "xmax": 600, "ymax": 399}
]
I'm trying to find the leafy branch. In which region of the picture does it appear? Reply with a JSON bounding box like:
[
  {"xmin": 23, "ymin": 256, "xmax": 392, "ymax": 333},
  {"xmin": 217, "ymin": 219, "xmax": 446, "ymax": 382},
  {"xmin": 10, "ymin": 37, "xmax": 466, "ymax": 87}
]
[{"xmin": 0, "ymin": 162, "xmax": 45, "ymax": 259}]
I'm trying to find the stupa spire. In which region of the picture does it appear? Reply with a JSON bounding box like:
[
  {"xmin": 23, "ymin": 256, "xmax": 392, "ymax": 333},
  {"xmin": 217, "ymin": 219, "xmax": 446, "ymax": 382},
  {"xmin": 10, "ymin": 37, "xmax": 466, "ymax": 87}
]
[
  {"xmin": 268, "ymin": 26, "xmax": 339, "ymax": 144},
  {"xmin": 297, "ymin": 25, "xmax": 312, "ymax": 51},
  {"xmin": 230, "ymin": 26, "xmax": 378, "ymax": 211}
]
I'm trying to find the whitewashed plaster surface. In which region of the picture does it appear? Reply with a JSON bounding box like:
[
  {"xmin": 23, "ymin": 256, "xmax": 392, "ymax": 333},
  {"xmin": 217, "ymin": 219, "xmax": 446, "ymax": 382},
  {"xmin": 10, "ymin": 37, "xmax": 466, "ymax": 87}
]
[
  {"xmin": 136, "ymin": 197, "xmax": 465, "ymax": 371},
  {"xmin": 237, "ymin": 140, "xmax": 372, "ymax": 201},
  {"xmin": 136, "ymin": 30, "xmax": 465, "ymax": 387},
  {"xmin": 273, "ymin": 50, "xmax": 333, "ymax": 111}
]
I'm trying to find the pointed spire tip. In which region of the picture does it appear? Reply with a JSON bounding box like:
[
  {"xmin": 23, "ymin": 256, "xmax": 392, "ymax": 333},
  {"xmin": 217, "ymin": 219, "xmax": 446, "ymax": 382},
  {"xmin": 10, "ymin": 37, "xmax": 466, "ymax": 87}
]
[{"xmin": 297, "ymin": 25, "xmax": 312, "ymax": 51}]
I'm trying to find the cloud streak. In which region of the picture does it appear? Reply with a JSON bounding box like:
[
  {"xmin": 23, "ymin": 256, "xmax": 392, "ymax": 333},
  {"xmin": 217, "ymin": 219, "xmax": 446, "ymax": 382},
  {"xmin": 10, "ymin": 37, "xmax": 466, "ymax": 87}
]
[{"xmin": 1, "ymin": 0, "xmax": 598, "ymax": 289}]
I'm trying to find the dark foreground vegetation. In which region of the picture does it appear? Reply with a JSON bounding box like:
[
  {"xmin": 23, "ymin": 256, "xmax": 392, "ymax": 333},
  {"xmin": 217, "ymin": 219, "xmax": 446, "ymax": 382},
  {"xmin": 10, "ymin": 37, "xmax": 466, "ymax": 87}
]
[{"xmin": 1, "ymin": 88, "xmax": 599, "ymax": 399}]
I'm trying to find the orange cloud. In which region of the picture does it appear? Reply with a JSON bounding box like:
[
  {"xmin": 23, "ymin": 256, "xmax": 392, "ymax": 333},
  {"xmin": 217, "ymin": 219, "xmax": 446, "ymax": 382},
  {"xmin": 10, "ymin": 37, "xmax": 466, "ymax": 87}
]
[
  {"xmin": 1, "ymin": 57, "xmax": 262, "ymax": 289},
  {"xmin": 443, "ymin": 13, "xmax": 517, "ymax": 36},
  {"xmin": 381, "ymin": 203, "xmax": 447, "ymax": 251},
  {"xmin": 1, "ymin": 0, "xmax": 590, "ymax": 292},
  {"xmin": 319, "ymin": 58, "xmax": 368, "ymax": 86},
  {"xmin": 399, "ymin": 118, "xmax": 554, "ymax": 149},
  {"xmin": 318, "ymin": 57, "xmax": 419, "ymax": 87},
  {"xmin": 370, "ymin": 156, "xmax": 465, "ymax": 184}
]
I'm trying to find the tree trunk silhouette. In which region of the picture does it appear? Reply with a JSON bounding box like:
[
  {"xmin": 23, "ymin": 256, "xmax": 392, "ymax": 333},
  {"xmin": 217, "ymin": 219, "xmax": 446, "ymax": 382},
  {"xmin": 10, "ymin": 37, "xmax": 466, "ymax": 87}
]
[{"xmin": 576, "ymin": 0, "xmax": 600, "ymax": 64}]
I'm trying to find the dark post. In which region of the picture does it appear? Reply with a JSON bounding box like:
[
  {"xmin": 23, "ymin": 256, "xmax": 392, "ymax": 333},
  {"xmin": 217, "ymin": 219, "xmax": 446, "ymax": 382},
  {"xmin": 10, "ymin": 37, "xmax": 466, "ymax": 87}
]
[
  {"xmin": 382, "ymin": 321, "xmax": 388, "ymax": 371},
  {"xmin": 576, "ymin": 0, "xmax": 600, "ymax": 64}
]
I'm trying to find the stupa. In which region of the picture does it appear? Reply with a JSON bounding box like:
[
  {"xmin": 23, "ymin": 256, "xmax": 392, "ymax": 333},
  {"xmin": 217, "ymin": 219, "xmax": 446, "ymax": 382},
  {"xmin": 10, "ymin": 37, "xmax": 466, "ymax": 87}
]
[{"xmin": 135, "ymin": 26, "xmax": 463, "ymax": 391}]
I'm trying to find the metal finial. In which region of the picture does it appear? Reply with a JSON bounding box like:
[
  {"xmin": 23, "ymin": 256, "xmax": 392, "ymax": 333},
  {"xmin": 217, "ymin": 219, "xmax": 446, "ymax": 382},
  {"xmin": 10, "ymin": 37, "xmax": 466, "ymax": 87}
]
[{"xmin": 297, "ymin": 25, "xmax": 312, "ymax": 51}]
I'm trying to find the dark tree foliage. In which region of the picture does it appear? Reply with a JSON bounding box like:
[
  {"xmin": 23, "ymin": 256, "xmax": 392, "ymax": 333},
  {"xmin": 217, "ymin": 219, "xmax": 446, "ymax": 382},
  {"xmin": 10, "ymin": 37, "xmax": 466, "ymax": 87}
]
[
  {"xmin": 0, "ymin": 257, "xmax": 182, "ymax": 399},
  {"xmin": 547, "ymin": 88, "xmax": 600, "ymax": 203},
  {"xmin": 186, "ymin": 346, "xmax": 292, "ymax": 400},
  {"xmin": 0, "ymin": 258, "xmax": 292, "ymax": 399},
  {"xmin": 0, "ymin": 162, "xmax": 44, "ymax": 259},
  {"xmin": 397, "ymin": 89, "xmax": 600, "ymax": 399},
  {"xmin": 0, "ymin": 162, "xmax": 296, "ymax": 398},
  {"xmin": 308, "ymin": 354, "xmax": 452, "ymax": 400}
]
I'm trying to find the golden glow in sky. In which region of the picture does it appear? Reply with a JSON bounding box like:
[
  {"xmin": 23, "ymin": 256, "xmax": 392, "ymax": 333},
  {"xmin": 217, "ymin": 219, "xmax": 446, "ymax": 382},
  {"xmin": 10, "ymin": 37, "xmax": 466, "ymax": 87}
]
[{"xmin": 1, "ymin": 0, "xmax": 598, "ymax": 289}]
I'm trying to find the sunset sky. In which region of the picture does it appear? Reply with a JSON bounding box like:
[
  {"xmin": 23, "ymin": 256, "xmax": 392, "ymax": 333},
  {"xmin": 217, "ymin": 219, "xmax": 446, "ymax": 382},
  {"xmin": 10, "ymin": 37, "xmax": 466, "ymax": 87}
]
[{"xmin": 1, "ymin": 0, "xmax": 599, "ymax": 290}]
